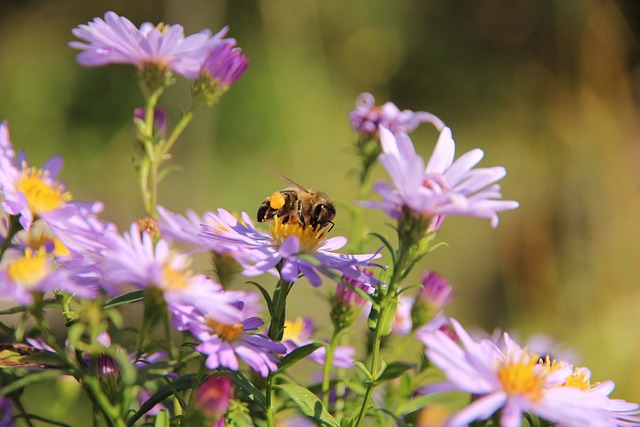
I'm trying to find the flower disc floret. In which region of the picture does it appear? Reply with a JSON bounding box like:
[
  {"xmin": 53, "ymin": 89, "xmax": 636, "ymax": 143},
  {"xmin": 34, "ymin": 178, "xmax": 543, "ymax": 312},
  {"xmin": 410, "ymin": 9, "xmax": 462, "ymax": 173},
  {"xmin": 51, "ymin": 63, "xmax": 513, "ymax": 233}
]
[
  {"xmin": 7, "ymin": 248, "xmax": 51, "ymax": 289},
  {"xmin": 16, "ymin": 166, "xmax": 72, "ymax": 214},
  {"xmin": 268, "ymin": 216, "xmax": 325, "ymax": 253},
  {"xmin": 498, "ymin": 352, "xmax": 546, "ymax": 401}
]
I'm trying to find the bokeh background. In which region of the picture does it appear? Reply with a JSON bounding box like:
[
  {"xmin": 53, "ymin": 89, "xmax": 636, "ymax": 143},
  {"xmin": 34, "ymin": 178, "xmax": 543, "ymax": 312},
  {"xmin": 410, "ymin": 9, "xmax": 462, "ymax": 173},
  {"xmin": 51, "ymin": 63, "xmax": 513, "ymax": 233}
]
[{"xmin": 1, "ymin": 0, "xmax": 640, "ymax": 421}]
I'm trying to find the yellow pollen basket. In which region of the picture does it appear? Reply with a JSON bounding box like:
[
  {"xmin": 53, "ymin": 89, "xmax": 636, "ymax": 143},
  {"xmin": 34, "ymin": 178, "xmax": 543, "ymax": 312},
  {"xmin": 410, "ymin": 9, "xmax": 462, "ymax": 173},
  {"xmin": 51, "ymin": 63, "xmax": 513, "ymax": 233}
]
[
  {"xmin": 17, "ymin": 167, "xmax": 72, "ymax": 214},
  {"xmin": 269, "ymin": 193, "xmax": 286, "ymax": 209},
  {"xmin": 497, "ymin": 352, "xmax": 546, "ymax": 401},
  {"xmin": 206, "ymin": 318, "xmax": 244, "ymax": 342},
  {"xmin": 268, "ymin": 216, "xmax": 325, "ymax": 252},
  {"xmin": 7, "ymin": 248, "xmax": 51, "ymax": 288}
]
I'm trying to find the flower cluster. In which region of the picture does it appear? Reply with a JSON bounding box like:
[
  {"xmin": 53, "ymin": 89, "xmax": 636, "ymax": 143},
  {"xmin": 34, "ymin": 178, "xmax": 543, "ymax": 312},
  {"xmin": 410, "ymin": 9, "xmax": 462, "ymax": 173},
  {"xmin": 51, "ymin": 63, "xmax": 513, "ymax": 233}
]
[
  {"xmin": 419, "ymin": 318, "xmax": 640, "ymax": 427},
  {"xmin": 0, "ymin": 10, "xmax": 636, "ymax": 427}
]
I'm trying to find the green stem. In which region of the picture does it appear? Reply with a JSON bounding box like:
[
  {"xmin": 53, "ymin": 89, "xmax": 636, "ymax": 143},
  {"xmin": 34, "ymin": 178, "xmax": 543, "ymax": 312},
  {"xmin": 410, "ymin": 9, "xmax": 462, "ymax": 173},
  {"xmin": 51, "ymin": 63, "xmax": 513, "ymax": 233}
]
[
  {"xmin": 354, "ymin": 246, "xmax": 411, "ymax": 427},
  {"xmin": 267, "ymin": 278, "xmax": 293, "ymax": 342},
  {"xmin": 160, "ymin": 109, "xmax": 195, "ymax": 158},
  {"xmin": 321, "ymin": 331, "xmax": 341, "ymax": 408},
  {"xmin": 265, "ymin": 373, "xmax": 275, "ymax": 427},
  {"xmin": 0, "ymin": 214, "xmax": 23, "ymax": 259}
]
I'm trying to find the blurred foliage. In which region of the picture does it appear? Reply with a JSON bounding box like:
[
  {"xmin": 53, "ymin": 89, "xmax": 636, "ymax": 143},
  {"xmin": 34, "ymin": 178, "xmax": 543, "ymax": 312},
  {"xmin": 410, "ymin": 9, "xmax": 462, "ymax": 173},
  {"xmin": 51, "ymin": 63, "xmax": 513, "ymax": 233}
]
[{"xmin": 1, "ymin": 0, "xmax": 640, "ymax": 416}]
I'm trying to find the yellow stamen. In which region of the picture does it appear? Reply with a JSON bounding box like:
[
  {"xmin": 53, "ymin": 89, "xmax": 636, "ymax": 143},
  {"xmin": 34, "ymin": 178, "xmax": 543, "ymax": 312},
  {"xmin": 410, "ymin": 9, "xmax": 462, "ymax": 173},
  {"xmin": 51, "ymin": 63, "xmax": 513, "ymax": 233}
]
[
  {"xmin": 497, "ymin": 352, "xmax": 546, "ymax": 401},
  {"xmin": 161, "ymin": 265, "xmax": 188, "ymax": 290},
  {"xmin": 16, "ymin": 166, "xmax": 71, "ymax": 214},
  {"xmin": 205, "ymin": 318, "xmax": 244, "ymax": 342},
  {"xmin": 282, "ymin": 317, "xmax": 307, "ymax": 342},
  {"xmin": 268, "ymin": 216, "xmax": 325, "ymax": 252},
  {"xmin": 7, "ymin": 248, "xmax": 51, "ymax": 288},
  {"xmin": 564, "ymin": 368, "xmax": 597, "ymax": 391}
]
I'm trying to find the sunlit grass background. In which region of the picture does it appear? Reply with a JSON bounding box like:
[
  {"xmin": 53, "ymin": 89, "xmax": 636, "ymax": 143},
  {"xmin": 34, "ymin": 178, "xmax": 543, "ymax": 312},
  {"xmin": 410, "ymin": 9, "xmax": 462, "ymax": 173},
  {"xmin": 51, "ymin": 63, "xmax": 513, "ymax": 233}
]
[{"xmin": 1, "ymin": 0, "xmax": 640, "ymax": 423}]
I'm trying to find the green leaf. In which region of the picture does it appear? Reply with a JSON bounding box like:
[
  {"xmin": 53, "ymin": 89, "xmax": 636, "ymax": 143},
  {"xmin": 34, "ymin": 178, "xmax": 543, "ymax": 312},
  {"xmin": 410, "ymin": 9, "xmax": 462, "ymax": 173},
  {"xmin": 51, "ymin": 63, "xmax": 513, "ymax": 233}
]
[
  {"xmin": 127, "ymin": 374, "xmax": 196, "ymax": 426},
  {"xmin": 1, "ymin": 370, "xmax": 61, "ymax": 395},
  {"xmin": 277, "ymin": 342, "xmax": 323, "ymax": 373},
  {"xmin": 275, "ymin": 383, "xmax": 339, "ymax": 427},
  {"xmin": 374, "ymin": 361, "xmax": 414, "ymax": 385},
  {"xmin": 395, "ymin": 393, "xmax": 441, "ymax": 415},
  {"xmin": 221, "ymin": 369, "xmax": 266, "ymax": 409},
  {"xmin": 103, "ymin": 290, "xmax": 146, "ymax": 309},
  {"xmin": 245, "ymin": 281, "xmax": 274, "ymax": 318},
  {"xmin": 353, "ymin": 361, "xmax": 373, "ymax": 381},
  {"xmin": 368, "ymin": 232, "xmax": 395, "ymax": 264}
]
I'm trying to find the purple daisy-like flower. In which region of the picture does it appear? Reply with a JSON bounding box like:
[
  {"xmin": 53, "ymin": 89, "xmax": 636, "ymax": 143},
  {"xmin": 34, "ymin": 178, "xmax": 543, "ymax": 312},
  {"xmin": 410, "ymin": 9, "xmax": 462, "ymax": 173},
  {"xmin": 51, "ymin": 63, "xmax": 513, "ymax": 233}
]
[
  {"xmin": 419, "ymin": 318, "xmax": 632, "ymax": 427},
  {"xmin": 0, "ymin": 121, "xmax": 76, "ymax": 231},
  {"xmin": 100, "ymin": 222, "xmax": 249, "ymax": 324},
  {"xmin": 349, "ymin": 92, "xmax": 446, "ymax": 137},
  {"xmin": 171, "ymin": 304, "xmax": 286, "ymax": 377},
  {"xmin": 282, "ymin": 317, "xmax": 355, "ymax": 368},
  {"xmin": 200, "ymin": 40, "xmax": 248, "ymax": 89},
  {"xmin": 199, "ymin": 209, "xmax": 381, "ymax": 287},
  {"xmin": 0, "ymin": 247, "xmax": 95, "ymax": 306},
  {"xmin": 366, "ymin": 126, "xmax": 518, "ymax": 228},
  {"xmin": 69, "ymin": 11, "xmax": 228, "ymax": 79}
]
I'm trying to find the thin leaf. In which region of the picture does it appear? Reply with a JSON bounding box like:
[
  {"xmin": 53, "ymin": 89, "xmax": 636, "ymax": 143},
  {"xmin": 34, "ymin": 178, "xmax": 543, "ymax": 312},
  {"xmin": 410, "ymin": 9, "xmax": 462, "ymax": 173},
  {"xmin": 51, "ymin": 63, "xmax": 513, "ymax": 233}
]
[
  {"xmin": 277, "ymin": 342, "xmax": 323, "ymax": 373},
  {"xmin": 13, "ymin": 413, "xmax": 72, "ymax": 427},
  {"xmin": 353, "ymin": 361, "xmax": 373, "ymax": 381},
  {"xmin": 127, "ymin": 374, "xmax": 196, "ymax": 426},
  {"xmin": 276, "ymin": 383, "xmax": 339, "ymax": 427},
  {"xmin": 103, "ymin": 290, "xmax": 146, "ymax": 309},
  {"xmin": 368, "ymin": 232, "xmax": 395, "ymax": 264},
  {"xmin": 245, "ymin": 281, "xmax": 274, "ymax": 318},
  {"xmin": 374, "ymin": 362, "xmax": 414, "ymax": 385},
  {"xmin": 1, "ymin": 370, "xmax": 61, "ymax": 395},
  {"xmin": 220, "ymin": 369, "xmax": 266, "ymax": 409},
  {"xmin": 396, "ymin": 393, "xmax": 441, "ymax": 415}
]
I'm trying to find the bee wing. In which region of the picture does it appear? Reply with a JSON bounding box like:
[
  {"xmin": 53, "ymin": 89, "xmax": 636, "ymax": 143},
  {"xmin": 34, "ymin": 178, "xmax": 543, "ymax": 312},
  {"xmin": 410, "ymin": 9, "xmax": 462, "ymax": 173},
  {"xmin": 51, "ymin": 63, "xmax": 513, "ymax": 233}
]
[{"xmin": 266, "ymin": 167, "xmax": 312, "ymax": 194}]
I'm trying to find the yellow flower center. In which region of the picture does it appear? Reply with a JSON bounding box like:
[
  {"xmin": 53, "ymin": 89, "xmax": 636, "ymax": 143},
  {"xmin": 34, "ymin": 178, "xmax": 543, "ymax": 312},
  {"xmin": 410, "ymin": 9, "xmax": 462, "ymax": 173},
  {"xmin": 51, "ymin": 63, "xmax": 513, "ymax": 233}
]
[
  {"xmin": 563, "ymin": 368, "xmax": 597, "ymax": 391},
  {"xmin": 7, "ymin": 248, "xmax": 52, "ymax": 288},
  {"xmin": 24, "ymin": 225, "xmax": 71, "ymax": 258},
  {"xmin": 282, "ymin": 317, "xmax": 307, "ymax": 342},
  {"xmin": 497, "ymin": 352, "xmax": 546, "ymax": 401},
  {"xmin": 161, "ymin": 265, "xmax": 189, "ymax": 290},
  {"xmin": 268, "ymin": 216, "xmax": 325, "ymax": 253},
  {"xmin": 16, "ymin": 166, "xmax": 71, "ymax": 214},
  {"xmin": 205, "ymin": 318, "xmax": 244, "ymax": 342}
]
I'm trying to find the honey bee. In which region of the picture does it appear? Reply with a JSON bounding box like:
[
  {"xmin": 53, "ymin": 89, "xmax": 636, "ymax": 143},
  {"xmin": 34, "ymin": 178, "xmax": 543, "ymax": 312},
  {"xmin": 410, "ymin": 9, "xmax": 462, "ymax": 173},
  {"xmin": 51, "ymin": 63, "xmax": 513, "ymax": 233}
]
[{"xmin": 257, "ymin": 169, "xmax": 336, "ymax": 232}]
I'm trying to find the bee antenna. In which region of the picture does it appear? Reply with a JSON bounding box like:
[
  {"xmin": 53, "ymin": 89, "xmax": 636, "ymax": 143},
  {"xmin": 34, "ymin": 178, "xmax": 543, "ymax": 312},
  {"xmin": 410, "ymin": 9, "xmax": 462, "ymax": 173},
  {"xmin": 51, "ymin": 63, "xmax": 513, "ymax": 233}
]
[{"xmin": 265, "ymin": 167, "xmax": 311, "ymax": 193}]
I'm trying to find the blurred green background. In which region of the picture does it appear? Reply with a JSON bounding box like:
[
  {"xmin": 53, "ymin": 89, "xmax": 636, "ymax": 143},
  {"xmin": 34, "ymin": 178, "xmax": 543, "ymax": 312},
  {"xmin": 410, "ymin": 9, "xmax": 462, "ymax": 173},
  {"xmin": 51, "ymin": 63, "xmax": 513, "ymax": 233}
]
[{"xmin": 1, "ymin": 0, "xmax": 640, "ymax": 418}]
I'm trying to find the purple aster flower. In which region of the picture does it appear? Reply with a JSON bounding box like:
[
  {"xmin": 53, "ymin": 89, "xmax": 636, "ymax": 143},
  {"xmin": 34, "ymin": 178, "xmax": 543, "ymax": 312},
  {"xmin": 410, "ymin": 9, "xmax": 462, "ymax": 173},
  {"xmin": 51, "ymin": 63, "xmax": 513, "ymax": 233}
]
[
  {"xmin": 0, "ymin": 121, "xmax": 76, "ymax": 231},
  {"xmin": 69, "ymin": 11, "xmax": 227, "ymax": 79},
  {"xmin": 411, "ymin": 270, "xmax": 455, "ymax": 328},
  {"xmin": 556, "ymin": 367, "xmax": 640, "ymax": 427},
  {"xmin": 419, "ymin": 318, "xmax": 628, "ymax": 427},
  {"xmin": 365, "ymin": 126, "xmax": 519, "ymax": 228},
  {"xmin": 100, "ymin": 222, "xmax": 249, "ymax": 324},
  {"xmin": 200, "ymin": 209, "xmax": 382, "ymax": 287},
  {"xmin": 0, "ymin": 247, "xmax": 94, "ymax": 306},
  {"xmin": 171, "ymin": 303, "xmax": 286, "ymax": 377},
  {"xmin": 282, "ymin": 317, "xmax": 355, "ymax": 368},
  {"xmin": 199, "ymin": 40, "xmax": 248, "ymax": 89},
  {"xmin": 349, "ymin": 92, "xmax": 446, "ymax": 137}
]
